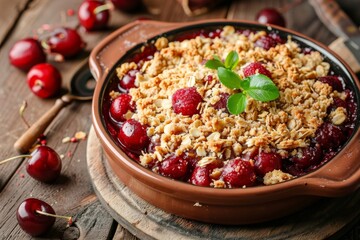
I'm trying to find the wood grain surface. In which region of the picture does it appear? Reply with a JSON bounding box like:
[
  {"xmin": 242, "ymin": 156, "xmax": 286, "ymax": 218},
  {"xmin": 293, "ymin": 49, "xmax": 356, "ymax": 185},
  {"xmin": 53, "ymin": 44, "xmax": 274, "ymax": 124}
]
[{"xmin": 0, "ymin": 0, "xmax": 359, "ymax": 239}]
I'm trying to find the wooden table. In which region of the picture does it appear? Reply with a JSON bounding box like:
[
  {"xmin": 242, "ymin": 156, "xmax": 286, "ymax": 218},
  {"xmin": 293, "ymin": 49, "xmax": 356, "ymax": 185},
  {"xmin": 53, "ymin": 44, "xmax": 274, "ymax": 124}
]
[{"xmin": 0, "ymin": 0, "xmax": 359, "ymax": 239}]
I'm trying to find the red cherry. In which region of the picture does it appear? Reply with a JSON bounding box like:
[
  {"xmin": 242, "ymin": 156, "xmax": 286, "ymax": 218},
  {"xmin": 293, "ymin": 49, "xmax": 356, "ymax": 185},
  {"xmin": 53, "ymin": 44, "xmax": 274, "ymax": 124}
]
[
  {"xmin": 256, "ymin": 8, "xmax": 286, "ymax": 27},
  {"xmin": 221, "ymin": 158, "xmax": 256, "ymax": 188},
  {"xmin": 17, "ymin": 198, "xmax": 56, "ymax": 236},
  {"xmin": 315, "ymin": 122, "xmax": 346, "ymax": 150},
  {"xmin": 254, "ymin": 151, "xmax": 282, "ymax": 176},
  {"xmin": 110, "ymin": 94, "xmax": 135, "ymax": 122},
  {"xmin": 26, "ymin": 146, "xmax": 62, "ymax": 182},
  {"xmin": 27, "ymin": 63, "xmax": 62, "ymax": 98},
  {"xmin": 78, "ymin": 0, "xmax": 111, "ymax": 31},
  {"xmin": 291, "ymin": 145, "xmax": 322, "ymax": 168},
  {"xmin": 318, "ymin": 75, "xmax": 344, "ymax": 92},
  {"xmin": 9, "ymin": 38, "xmax": 46, "ymax": 71},
  {"xmin": 158, "ymin": 154, "xmax": 189, "ymax": 180},
  {"xmin": 213, "ymin": 92, "xmax": 230, "ymax": 112},
  {"xmin": 44, "ymin": 27, "xmax": 84, "ymax": 58},
  {"xmin": 190, "ymin": 161, "xmax": 223, "ymax": 187},
  {"xmin": 242, "ymin": 62, "xmax": 272, "ymax": 78},
  {"xmin": 119, "ymin": 69, "xmax": 139, "ymax": 91},
  {"xmin": 110, "ymin": 0, "xmax": 142, "ymax": 12},
  {"xmin": 172, "ymin": 87, "xmax": 203, "ymax": 116},
  {"xmin": 254, "ymin": 35, "xmax": 277, "ymax": 50},
  {"xmin": 118, "ymin": 119, "xmax": 149, "ymax": 152}
]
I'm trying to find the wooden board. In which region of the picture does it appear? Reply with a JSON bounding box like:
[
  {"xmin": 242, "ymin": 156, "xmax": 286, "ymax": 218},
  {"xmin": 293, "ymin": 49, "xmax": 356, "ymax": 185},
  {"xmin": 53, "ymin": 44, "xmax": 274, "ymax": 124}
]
[
  {"xmin": 329, "ymin": 38, "xmax": 360, "ymax": 74},
  {"xmin": 86, "ymin": 126, "xmax": 360, "ymax": 240}
]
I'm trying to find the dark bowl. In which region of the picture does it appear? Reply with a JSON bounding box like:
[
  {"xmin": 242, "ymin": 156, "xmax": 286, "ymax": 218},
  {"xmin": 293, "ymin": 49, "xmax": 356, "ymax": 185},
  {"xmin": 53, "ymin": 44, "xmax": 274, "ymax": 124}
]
[{"xmin": 90, "ymin": 19, "xmax": 360, "ymax": 224}]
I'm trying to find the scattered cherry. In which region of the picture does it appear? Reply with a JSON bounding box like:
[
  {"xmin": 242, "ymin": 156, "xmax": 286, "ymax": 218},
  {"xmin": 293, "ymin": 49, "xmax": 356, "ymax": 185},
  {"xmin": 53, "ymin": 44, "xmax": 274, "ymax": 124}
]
[
  {"xmin": 17, "ymin": 198, "xmax": 72, "ymax": 237},
  {"xmin": 256, "ymin": 8, "xmax": 286, "ymax": 27},
  {"xmin": 26, "ymin": 146, "xmax": 62, "ymax": 182},
  {"xmin": 110, "ymin": 0, "xmax": 142, "ymax": 12},
  {"xmin": 0, "ymin": 145, "xmax": 62, "ymax": 182},
  {"xmin": 9, "ymin": 38, "xmax": 46, "ymax": 71},
  {"xmin": 254, "ymin": 151, "xmax": 282, "ymax": 176},
  {"xmin": 43, "ymin": 27, "xmax": 85, "ymax": 59},
  {"xmin": 172, "ymin": 87, "xmax": 203, "ymax": 116},
  {"xmin": 119, "ymin": 69, "xmax": 139, "ymax": 91},
  {"xmin": 27, "ymin": 63, "xmax": 62, "ymax": 98},
  {"xmin": 158, "ymin": 154, "xmax": 189, "ymax": 180},
  {"xmin": 78, "ymin": 0, "xmax": 111, "ymax": 31},
  {"xmin": 118, "ymin": 119, "xmax": 149, "ymax": 152},
  {"xmin": 318, "ymin": 75, "xmax": 343, "ymax": 92},
  {"xmin": 221, "ymin": 158, "xmax": 256, "ymax": 188},
  {"xmin": 242, "ymin": 62, "xmax": 272, "ymax": 78},
  {"xmin": 110, "ymin": 94, "xmax": 135, "ymax": 122}
]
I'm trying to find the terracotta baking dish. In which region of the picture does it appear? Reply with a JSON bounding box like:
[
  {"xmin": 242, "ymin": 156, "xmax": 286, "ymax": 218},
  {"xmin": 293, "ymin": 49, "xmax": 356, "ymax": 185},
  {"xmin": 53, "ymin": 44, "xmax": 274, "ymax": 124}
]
[{"xmin": 90, "ymin": 19, "xmax": 360, "ymax": 224}]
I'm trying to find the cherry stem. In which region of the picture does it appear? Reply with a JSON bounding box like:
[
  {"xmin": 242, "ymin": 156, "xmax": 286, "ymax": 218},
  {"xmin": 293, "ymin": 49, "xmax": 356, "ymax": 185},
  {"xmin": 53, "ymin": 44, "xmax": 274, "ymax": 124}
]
[
  {"xmin": 19, "ymin": 101, "xmax": 31, "ymax": 129},
  {"xmin": 0, "ymin": 155, "xmax": 31, "ymax": 165},
  {"xmin": 35, "ymin": 210, "xmax": 73, "ymax": 226},
  {"xmin": 93, "ymin": 3, "xmax": 113, "ymax": 15}
]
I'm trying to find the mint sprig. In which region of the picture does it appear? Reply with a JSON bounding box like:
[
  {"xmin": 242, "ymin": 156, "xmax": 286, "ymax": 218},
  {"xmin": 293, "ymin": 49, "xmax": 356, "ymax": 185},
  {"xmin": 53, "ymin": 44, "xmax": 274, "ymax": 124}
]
[{"xmin": 205, "ymin": 51, "xmax": 279, "ymax": 115}]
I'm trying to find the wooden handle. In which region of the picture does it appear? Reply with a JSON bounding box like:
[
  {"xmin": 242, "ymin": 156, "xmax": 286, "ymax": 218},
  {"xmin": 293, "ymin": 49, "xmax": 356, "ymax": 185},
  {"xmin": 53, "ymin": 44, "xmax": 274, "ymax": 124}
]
[
  {"xmin": 14, "ymin": 96, "xmax": 72, "ymax": 153},
  {"xmin": 309, "ymin": 0, "xmax": 359, "ymax": 39}
]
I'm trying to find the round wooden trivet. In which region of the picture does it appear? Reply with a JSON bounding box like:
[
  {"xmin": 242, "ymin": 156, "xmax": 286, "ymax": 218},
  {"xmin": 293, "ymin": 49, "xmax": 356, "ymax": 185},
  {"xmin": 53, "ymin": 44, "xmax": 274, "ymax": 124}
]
[{"xmin": 86, "ymin": 126, "xmax": 360, "ymax": 240}]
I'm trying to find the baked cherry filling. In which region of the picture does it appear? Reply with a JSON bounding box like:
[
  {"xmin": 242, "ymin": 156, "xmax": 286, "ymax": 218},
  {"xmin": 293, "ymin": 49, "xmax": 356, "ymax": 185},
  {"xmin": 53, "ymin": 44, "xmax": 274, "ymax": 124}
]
[{"xmin": 102, "ymin": 26, "xmax": 358, "ymax": 188}]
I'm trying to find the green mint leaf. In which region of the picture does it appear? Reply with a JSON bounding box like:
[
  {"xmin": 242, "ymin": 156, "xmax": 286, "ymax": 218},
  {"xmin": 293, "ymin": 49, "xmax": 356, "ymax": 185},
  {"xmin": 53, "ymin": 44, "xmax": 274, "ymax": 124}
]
[
  {"xmin": 246, "ymin": 74, "xmax": 280, "ymax": 101},
  {"xmin": 205, "ymin": 59, "xmax": 225, "ymax": 70},
  {"xmin": 240, "ymin": 78, "xmax": 250, "ymax": 90},
  {"xmin": 213, "ymin": 55, "xmax": 222, "ymax": 62},
  {"xmin": 217, "ymin": 67, "xmax": 242, "ymax": 89},
  {"xmin": 224, "ymin": 50, "xmax": 239, "ymax": 70},
  {"xmin": 227, "ymin": 92, "xmax": 247, "ymax": 114}
]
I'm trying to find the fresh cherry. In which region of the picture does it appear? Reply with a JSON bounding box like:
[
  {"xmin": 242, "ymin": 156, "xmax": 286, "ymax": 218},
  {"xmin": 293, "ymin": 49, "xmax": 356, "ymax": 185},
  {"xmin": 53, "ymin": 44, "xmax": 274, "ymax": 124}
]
[
  {"xmin": 254, "ymin": 35, "xmax": 277, "ymax": 50},
  {"xmin": 26, "ymin": 146, "xmax": 62, "ymax": 182},
  {"xmin": 17, "ymin": 198, "xmax": 72, "ymax": 237},
  {"xmin": 242, "ymin": 62, "xmax": 272, "ymax": 78},
  {"xmin": 256, "ymin": 8, "xmax": 286, "ymax": 27},
  {"xmin": 0, "ymin": 146, "xmax": 62, "ymax": 182},
  {"xmin": 110, "ymin": 0, "xmax": 142, "ymax": 12},
  {"xmin": 110, "ymin": 94, "xmax": 135, "ymax": 122},
  {"xmin": 9, "ymin": 38, "xmax": 46, "ymax": 71},
  {"xmin": 118, "ymin": 119, "xmax": 149, "ymax": 152},
  {"xmin": 78, "ymin": 0, "xmax": 111, "ymax": 31},
  {"xmin": 158, "ymin": 154, "xmax": 189, "ymax": 180},
  {"xmin": 318, "ymin": 75, "xmax": 343, "ymax": 92},
  {"xmin": 172, "ymin": 87, "xmax": 203, "ymax": 116},
  {"xmin": 27, "ymin": 63, "xmax": 62, "ymax": 98},
  {"xmin": 254, "ymin": 151, "xmax": 282, "ymax": 176},
  {"xmin": 119, "ymin": 69, "xmax": 139, "ymax": 91},
  {"xmin": 221, "ymin": 158, "xmax": 256, "ymax": 188}
]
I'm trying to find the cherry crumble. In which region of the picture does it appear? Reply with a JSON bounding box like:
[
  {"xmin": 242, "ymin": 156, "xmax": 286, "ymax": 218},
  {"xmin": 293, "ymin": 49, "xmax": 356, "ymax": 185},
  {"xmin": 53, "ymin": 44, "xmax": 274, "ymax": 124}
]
[{"xmin": 102, "ymin": 26, "xmax": 357, "ymax": 188}]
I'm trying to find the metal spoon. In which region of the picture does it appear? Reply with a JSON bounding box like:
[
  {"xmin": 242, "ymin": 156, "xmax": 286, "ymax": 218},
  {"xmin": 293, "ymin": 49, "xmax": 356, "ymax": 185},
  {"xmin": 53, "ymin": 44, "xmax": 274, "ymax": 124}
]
[{"xmin": 14, "ymin": 62, "xmax": 95, "ymax": 153}]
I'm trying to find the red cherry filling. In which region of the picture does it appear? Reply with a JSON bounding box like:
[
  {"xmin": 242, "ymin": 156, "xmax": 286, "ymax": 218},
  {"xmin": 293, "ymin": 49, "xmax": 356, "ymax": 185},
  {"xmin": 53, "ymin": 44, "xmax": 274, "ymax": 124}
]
[
  {"xmin": 119, "ymin": 69, "xmax": 139, "ymax": 91},
  {"xmin": 318, "ymin": 75, "xmax": 343, "ymax": 92},
  {"xmin": 44, "ymin": 27, "xmax": 84, "ymax": 58},
  {"xmin": 190, "ymin": 160, "xmax": 223, "ymax": 187},
  {"xmin": 110, "ymin": 94, "xmax": 135, "ymax": 122},
  {"xmin": 256, "ymin": 8, "xmax": 286, "ymax": 27},
  {"xmin": 26, "ymin": 146, "xmax": 62, "ymax": 182},
  {"xmin": 254, "ymin": 35, "xmax": 278, "ymax": 50},
  {"xmin": 242, "ymin": 62, "xmax": 272, "ymax": 78},
  {"xmin": 213, "ymin": 92, "xmax": 230, "ymax": 112},
  {"xmin": 315, "ymin": 122, "xmax": 346, "ymax": 150},
  {"xmin": 172, "ymin": 87, "xmax": 203, "ymax": 116},
  {"xmin": 9, "ymin": 38, "xmax": 46, "ymax": 71},
  {"xmin": 27, "ymin": 63, "xmax": 62, "ymax": 98},
  {"xmin": 78, "ymin": 0, "xmax": 110, "ymax": 31},
  {"xmin": 291, "ymin": 145, "xmax": 323, "ymax": 168},
  {"xmin": 158, "ymin": 154, "xmax": 189, "ymax": 180},
  {"xmin": 254, "ymin": 151, "xmax": 282, "ymax": 176},
  {"xmin": 17, "ymin": 198, "xmax": 56, "ymax": 237},
  {"xmin": 221, "ymin": 158, "xmax": 256, "ymax": 188},
  {"xmin": 118, "ymin": 119, "xmax": 149, "ymax": 152}
]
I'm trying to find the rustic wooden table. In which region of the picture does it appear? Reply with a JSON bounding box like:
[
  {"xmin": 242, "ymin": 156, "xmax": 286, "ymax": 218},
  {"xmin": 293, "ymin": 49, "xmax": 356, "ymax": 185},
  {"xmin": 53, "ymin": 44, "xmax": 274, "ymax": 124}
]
[{"xmin": 0, "ymin": 0, "xmax": 359, "ymax": 239}]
